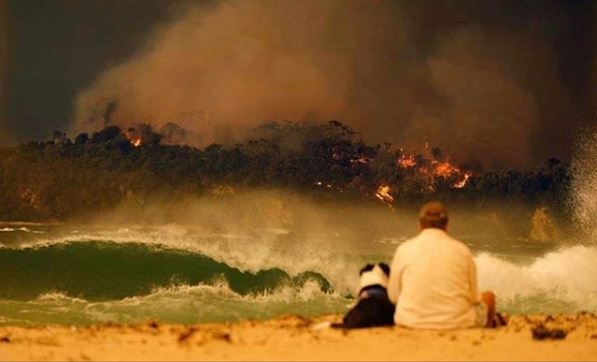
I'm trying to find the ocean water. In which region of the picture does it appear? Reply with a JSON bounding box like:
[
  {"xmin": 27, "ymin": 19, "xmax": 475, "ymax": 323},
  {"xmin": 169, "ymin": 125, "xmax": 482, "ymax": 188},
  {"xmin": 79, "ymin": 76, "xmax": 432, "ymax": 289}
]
[{"xmin": 0, "ymin": 223, "xmax": 595, "ymax": 326}]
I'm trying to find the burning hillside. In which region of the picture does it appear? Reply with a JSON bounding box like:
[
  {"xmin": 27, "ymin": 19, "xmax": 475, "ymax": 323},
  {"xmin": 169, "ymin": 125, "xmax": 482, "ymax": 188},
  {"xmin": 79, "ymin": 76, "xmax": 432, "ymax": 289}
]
[
  {"xmin": 395, "ymin": 144, "xmax": 473, "ymax": 189},
  {"xmin": 99, "ymin": 121, "xmax": 475, "ymax": 207},
  {"xmin": 124, "ymin": 123, "xmax": 203, "ymax": 147},
  {"xmin": 0, "ymin": 121, "xmax": 571, "ymax": 221}
]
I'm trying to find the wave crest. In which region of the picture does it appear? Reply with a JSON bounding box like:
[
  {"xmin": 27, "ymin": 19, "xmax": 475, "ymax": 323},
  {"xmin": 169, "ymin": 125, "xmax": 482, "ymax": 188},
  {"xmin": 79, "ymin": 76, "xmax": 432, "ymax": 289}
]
[
  {"xmin": 476, "ymin": 245, "xmax": 597, "ymax": 313},
  {"xmin": 0, "ymin": 241, "xmax": 332, "ymax": 301}
]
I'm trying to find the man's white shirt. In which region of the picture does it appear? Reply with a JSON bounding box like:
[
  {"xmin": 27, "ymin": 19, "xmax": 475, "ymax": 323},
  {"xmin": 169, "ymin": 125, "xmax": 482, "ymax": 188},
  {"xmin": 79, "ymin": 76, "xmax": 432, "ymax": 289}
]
[{"xmin": 388, "ymin": 228, "xmax": 482, "ymax": 329}]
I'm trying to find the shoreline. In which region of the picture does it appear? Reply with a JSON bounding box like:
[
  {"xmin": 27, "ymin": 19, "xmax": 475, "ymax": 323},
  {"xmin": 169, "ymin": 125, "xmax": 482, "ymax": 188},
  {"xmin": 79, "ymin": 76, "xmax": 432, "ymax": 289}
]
[{"xmin": 1, "ymin": 313, "xmax": 596, "ymax": 361}]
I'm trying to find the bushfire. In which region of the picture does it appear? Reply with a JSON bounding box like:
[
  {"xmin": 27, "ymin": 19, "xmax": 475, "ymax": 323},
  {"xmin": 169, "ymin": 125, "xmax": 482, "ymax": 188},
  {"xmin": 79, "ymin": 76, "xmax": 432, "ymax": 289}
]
[
  {"xmin": 426, "ymin": 160, "xmax": 472, "ymax": 189},
  {"xmin": 124, "ymin": 124, "xmax": 162, "ymax": 147},
  {"xmin": 125, "ymin": 128, "xmax": 142, "ymax": 147},
  {"xmin": 375, "ymin": 185, "xmax": 394, "ymax": 204},
  {"xmin": 452, "ymin": 171, "xmax": 472, "ymax": 189},
  {"xmin": 396, "ymin": 145, "xmax": 473, "ymax": 190},
  {"xmin": 314, "ymin": 142, "xmax": 473, "ymax": 206},
  {"xmin": 397, "ymin": 152, "xmax": 416, "ymax": 168}
]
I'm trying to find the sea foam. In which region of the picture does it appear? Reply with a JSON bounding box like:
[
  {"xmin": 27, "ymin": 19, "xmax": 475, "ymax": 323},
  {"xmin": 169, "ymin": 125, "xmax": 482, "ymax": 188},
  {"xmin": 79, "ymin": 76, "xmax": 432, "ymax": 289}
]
[{"xmin": 476, "ymin": 245, "xmax": 597, "ymax": 313}]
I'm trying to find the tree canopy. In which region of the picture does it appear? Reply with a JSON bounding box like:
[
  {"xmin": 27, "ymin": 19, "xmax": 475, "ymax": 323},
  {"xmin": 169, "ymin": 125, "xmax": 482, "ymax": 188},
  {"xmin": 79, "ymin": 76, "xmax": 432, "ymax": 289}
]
[{"xmin": 0, "ymin": 121, "xmax": 572, "ymax": 222}]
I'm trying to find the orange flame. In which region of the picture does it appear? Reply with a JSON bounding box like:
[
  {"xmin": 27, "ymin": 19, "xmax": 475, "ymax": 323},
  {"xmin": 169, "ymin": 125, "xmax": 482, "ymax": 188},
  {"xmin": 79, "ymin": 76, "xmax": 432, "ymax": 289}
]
[
  {"xmin": 453, "ymin": 171, "xmax": 472, "ymax": 188},
  {"xmin": 397, "ymin": 154, "xmax": 417, "ymax": 168},
  {"xmin": 432, "ymin": 161, "xmax": 459, "ymax": 177},
  {"xmin": 125, "ymin": 129, "xmax": 142, "ymax": 147},
  {"xmin": 375, "ymin": 185, "xmax": 394, "ymax": 203},
  {"xmin": 395, "ymin": 147, "xmax": 472, "ymax": 189}
]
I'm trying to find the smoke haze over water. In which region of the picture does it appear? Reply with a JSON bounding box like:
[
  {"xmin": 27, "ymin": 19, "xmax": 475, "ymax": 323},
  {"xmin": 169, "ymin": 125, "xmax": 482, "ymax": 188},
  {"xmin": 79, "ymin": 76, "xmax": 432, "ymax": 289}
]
[
  {"xmin": 571, "ymin": 127, "xmax": 597, "ymax": 240},
  {"xmin": 70, "ymin": 0, "xmax": 596, "ymax": 169}
]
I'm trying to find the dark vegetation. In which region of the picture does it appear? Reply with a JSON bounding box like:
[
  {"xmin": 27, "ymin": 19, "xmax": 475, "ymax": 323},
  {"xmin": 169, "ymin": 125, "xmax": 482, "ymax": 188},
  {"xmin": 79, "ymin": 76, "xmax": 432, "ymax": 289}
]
[{"xmin": 0, "ymin": 121, "xmax": 572, "ymax": 222}]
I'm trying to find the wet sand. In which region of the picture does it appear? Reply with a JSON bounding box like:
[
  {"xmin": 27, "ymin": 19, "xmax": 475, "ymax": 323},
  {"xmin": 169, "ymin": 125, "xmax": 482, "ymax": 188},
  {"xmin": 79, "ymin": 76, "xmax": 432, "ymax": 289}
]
[{"xmin": 1, "ymin": 314, "xmax": 596, "ymax": 361}]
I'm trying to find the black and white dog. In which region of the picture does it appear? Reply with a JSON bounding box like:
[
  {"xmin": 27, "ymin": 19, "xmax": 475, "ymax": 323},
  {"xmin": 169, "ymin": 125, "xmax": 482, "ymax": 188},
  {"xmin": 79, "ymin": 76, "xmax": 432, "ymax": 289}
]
[{"xmin": 337, "ymin": 262, "xmax": 395, "ymax": 329}]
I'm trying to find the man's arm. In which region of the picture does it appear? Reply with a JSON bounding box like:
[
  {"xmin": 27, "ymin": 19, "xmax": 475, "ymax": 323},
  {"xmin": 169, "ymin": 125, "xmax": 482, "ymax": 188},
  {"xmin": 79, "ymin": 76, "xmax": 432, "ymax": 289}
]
[{"xmin": 387, "ymin": 248, "xmax": 402, "ymax": 304}]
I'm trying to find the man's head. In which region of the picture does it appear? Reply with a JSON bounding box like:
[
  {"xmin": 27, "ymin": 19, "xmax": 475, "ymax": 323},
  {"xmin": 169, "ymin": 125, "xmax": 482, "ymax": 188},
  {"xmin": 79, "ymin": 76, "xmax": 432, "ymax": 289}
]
[{"xmin": 418, "ymin": 201, "xmax": 449, "ymax": 230}]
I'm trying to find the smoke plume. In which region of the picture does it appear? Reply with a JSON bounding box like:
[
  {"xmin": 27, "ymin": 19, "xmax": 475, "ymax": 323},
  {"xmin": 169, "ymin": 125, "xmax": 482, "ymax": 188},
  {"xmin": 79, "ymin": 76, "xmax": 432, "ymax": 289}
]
[{"xmin": 71, "ymin": 0, "xmax": 595, "ymax": 169}]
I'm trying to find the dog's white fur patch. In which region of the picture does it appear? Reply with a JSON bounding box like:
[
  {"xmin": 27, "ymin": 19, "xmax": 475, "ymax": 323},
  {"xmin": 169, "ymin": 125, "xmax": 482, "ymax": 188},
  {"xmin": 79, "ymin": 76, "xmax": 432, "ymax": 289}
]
[{"xmin": 358, "ymin": 264, "xmax": 389, "ymax": 292}]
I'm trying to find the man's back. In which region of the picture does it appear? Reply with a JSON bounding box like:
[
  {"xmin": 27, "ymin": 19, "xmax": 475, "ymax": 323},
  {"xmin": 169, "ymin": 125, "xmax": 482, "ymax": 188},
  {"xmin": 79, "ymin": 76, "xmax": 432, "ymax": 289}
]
[{"xmin": 388, "ymin": 228, "xmax": 480, "ymax": 329}]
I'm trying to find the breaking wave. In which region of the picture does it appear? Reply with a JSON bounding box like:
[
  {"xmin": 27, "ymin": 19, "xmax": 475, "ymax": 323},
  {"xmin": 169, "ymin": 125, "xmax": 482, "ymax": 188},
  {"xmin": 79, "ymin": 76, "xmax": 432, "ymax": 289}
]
[
  {"xmin": 476, "ymin": 245, "xmax": 597, "ymax": 314},
  {"xmin": 0, "ymin": 241, "xmax": 332, "ymax": 301},
  {"xmin": 0, "ymin": 229, "xmax": 596, "ymax": 326}
]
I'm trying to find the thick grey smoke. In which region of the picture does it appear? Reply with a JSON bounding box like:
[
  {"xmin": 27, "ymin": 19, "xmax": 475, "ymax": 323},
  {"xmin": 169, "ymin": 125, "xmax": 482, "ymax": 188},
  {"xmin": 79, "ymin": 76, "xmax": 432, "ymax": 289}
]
[{"xmin": 72, "ymin": 0, "xmax": 595, "ymax": 169}]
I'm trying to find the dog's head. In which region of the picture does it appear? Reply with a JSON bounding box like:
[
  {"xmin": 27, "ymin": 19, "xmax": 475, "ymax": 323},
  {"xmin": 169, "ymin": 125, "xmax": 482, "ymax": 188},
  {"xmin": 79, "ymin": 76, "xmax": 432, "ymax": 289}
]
[{"xmin": 358, "ymin": 262, "xmax": 390, "ymax": 292}]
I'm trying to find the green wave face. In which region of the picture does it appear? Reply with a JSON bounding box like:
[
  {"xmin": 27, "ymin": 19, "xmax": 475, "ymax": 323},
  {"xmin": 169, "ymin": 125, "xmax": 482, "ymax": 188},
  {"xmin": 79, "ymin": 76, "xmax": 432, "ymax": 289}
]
[{"xmin": 0, "ymin": 241, "xmax": 332, "ymax": 301}]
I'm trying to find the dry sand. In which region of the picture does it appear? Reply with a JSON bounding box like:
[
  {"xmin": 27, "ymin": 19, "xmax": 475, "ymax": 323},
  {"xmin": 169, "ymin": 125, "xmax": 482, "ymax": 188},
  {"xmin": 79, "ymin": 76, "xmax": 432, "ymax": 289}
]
[{"xmin": 1, "ymin": 314, "xmax": 596, "ymax": 361}]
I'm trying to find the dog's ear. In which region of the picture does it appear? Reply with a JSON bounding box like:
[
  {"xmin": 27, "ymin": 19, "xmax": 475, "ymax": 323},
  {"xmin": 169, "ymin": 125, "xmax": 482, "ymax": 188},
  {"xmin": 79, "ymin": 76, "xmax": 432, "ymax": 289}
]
[
  {"xmin": 359, "ymin": 264, "xmax": 375, "ymax": 275},
  {"xmin": 378, "ymin": 262, "xmax": 390, "ymax": 276}
]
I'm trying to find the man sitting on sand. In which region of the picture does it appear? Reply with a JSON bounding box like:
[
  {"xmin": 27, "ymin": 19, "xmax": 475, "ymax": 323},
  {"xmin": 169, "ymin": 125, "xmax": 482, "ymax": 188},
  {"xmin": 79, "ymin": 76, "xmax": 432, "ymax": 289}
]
[{"xmin": 388, "ymin": 201, "xmax": 498, "ymax": 329}]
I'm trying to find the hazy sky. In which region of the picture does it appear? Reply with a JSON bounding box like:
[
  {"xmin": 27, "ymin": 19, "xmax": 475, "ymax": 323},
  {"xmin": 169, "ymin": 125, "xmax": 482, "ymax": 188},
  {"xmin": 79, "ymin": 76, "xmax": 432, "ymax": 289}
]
[
  {"xmin": 2, "ymin": 0, "xmax": 191, "ymax": 140},
  {"xmin": 1, "ymin": 0, "xmax": 595, "ymax": 169}
]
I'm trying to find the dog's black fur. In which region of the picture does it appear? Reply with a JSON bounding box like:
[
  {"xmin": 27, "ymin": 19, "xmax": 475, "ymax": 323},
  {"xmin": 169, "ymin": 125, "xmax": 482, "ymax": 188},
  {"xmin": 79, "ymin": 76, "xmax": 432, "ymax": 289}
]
[{"xmin": 336, "ymin": 263, "xmax": 395, "ymax": 329}]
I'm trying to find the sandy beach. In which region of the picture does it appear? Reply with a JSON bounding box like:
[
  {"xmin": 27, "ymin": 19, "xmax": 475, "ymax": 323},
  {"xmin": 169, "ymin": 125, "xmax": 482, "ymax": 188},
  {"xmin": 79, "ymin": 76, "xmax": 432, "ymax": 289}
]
[{"xmin": 1, "ymin": 313, "xmax": 596, "ymax": 361}]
